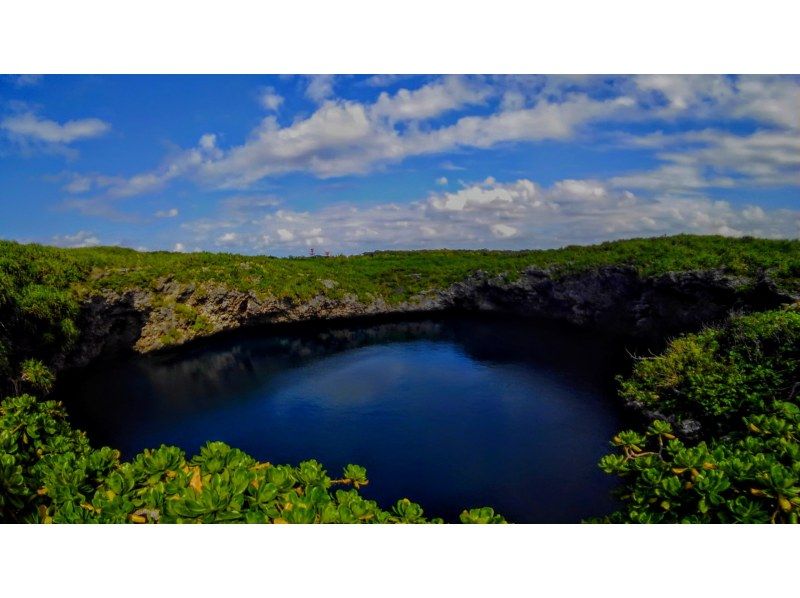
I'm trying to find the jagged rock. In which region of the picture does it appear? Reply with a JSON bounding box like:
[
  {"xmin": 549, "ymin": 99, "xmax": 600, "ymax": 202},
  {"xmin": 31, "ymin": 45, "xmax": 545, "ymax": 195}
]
[{"xmin": 62, "ymin": 267, "xmax": 796, "ymax": 370}]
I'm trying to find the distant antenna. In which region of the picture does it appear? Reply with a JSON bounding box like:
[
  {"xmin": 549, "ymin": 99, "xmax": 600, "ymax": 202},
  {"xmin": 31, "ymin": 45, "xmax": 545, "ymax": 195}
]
[{"xmin": 309, "ymin": 247, "xmax": 315, "ymax": 257}]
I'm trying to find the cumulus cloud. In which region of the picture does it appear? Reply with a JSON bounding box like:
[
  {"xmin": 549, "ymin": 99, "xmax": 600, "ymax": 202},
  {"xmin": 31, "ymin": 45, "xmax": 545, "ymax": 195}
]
[
  {"xmin": 490, "ymin": 223, "xmax": 518, "ymax": 238},
  {"xmin": 135, "ymin": 89, "xmax": 636, "ymax": 190},
  {"xmin": 259, "ymin": 87, "xmax": 284, "ymax": 111},
  {"xmin": 613, "ymin": 128, "xmax": 800, "ymax": 190},
  {"xmin": 216, "ymin": 232, "xmax": 239, "ymax": 245},
  {"xmin": 370, "ymin": 76, "xmax": 491, "ymax": 121},
  {"xmin": 70, "ymin": 133, "xmax": 223, "ymax": 201},
  {"xmin": 276, "ymin": 228, "xmax": 295, "ymax": 242},
  {"xmin": 1, "ymin": 112, "xmax": 110, "ymax": 144},
  {"xmin": 634, "ymin": 74, "xmax": 800, "ymax": 130},
  {"xmin": 436, "ymin": 176, "xmax": 448, "ymax": 185},
  {"xmin": 51, "ymin": 230, "xmax": 101, "ymax": 248},
  {"xmin": 305, "ymin": 75, "xmax": 336, "ymax": 103}
]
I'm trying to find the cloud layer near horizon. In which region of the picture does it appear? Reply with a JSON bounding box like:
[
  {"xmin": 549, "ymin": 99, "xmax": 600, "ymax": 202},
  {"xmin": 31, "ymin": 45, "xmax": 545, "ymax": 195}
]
[{"xmin": 168, "ymin": 176, "xmax": 800, "ymax": 254}]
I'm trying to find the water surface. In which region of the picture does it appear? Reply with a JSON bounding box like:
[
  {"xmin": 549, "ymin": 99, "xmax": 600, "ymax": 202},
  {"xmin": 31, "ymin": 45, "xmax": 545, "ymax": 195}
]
[{"xmin": 57, "ymin": 314, "xmax": 628, "ymax": 523}]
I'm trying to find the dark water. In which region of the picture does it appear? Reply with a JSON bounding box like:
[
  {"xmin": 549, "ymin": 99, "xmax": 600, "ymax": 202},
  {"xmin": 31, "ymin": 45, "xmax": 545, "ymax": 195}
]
[{"xmin": 56, "ymin": 314, "xmax": 631, "ymax": 523}]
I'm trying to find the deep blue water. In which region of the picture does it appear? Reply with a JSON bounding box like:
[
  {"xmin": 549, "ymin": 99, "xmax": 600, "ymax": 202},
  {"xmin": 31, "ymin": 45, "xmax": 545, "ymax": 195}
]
[{"xmin": 57, "ymin": 315, "xmax": 629, "ymax": 523}]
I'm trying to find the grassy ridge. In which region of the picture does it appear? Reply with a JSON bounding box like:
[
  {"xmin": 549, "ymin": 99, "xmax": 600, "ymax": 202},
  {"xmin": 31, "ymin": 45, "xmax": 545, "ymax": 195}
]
[{"xmin": 3, "ymin": 234, "xmax": 800, "ymax": 304}]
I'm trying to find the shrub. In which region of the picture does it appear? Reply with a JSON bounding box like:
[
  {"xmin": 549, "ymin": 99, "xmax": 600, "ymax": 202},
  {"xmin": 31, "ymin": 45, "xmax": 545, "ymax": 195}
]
[
  {"xmin": 0, "ymin": 395, "xmax": 505, "ymax": 524},
  {"xmin": 20, "ymin": 359, "xmax": 55, "ymax": 394},
  {"xmin": 596, "ymin": 408, "xmax": 800, "ymax": 523},
  {"xmin": 618, "ymin": 310, "xmax": 800, "ymax": 429},
  {"xmin": 600, "ymin": 310, "xmax": 800, "ymax": 523}
]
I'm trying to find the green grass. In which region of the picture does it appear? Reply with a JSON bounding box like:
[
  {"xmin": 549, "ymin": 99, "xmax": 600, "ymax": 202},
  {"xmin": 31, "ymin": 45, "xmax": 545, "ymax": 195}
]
[{"xmin": 3, "ymin": 234, "xmax": 800, "ymax": 304}]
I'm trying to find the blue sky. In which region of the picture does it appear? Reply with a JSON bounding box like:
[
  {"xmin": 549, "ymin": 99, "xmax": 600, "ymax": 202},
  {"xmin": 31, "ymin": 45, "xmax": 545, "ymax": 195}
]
[{"xmin": 0, "ymin": 74, "xmax": 798, "ymax": 255}]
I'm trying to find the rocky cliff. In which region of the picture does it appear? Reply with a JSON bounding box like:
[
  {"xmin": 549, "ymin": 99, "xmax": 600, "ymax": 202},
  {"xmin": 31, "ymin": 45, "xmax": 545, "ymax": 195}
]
[{"xmin": 65, "ymin": 265, "xmax": 796, "ymax": 368}]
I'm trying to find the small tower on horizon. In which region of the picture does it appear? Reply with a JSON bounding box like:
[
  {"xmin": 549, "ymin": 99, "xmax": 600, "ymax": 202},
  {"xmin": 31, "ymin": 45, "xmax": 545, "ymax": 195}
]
[{"xmin": 309, "ymin": 247, "xmax": 315, "ymax": 257}]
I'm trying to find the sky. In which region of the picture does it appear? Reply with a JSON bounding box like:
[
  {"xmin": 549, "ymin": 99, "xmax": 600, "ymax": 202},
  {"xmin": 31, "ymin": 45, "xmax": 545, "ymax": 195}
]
[{"xmin": 0, "ymin": 74, "xmax": 798, "ymax": 255}]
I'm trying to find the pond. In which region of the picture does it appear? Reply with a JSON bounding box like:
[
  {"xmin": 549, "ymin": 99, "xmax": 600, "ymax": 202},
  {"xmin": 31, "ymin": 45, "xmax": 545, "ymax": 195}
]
[{"xmin": 56, "ymin": 314, "xmax": 632, "ymax": 523}]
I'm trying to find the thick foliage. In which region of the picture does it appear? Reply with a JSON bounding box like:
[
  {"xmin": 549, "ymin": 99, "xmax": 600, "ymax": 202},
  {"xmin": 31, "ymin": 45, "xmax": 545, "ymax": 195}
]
[
  {"xmin": 601, "ymin": 309, "xmax": 800, "ymax": 523},
  {"xmin": 0, "ymin": 395, "xmax": 505, "ymax": 524},
  {"xmin": 597, "ymin": 411, "xmax": 799, "ymax": 523},
  {"xmin": 3, "ymin": 234, "xmax": 799, "ymax": 304},
  {"xmin": 0, "ymin": 242, "xmax": 83, "ymax": 387},
  {"xmin": 619, "ymin": 310, "xmax": 800, "ymax": 429}
]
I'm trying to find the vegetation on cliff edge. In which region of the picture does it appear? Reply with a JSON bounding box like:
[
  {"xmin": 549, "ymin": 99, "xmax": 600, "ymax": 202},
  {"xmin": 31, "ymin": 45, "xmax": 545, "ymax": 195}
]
[{"xmin": 597, "ymin": 308, "xmax": 800, "ymax": 523}]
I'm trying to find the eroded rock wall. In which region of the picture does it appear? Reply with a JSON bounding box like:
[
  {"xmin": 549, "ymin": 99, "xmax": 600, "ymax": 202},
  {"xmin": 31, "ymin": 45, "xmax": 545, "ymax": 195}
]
[{"xmin": 65, "ymin": 266, "xmax": 796, "ymax": 368}]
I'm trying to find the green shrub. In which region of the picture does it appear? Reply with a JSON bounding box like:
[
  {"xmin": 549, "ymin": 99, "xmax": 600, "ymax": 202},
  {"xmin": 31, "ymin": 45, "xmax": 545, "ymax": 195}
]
[
  {"xmin": 0, "ymin": 394, "xmax": 505, "ymax": 524},
  {"xmin": 20, "ymin": 359, "xmax": 56, "ymax": 394},
  {"xmin": 619, "ymin": 310, "xmax": 800, "ymax": 428},
  {"xmin": 596, "ymin": 407, "xmax": 800, "ymax": 523},
  {"xmin": 601, "ymin": 310, "xmax": 800, "ymax": 523}
]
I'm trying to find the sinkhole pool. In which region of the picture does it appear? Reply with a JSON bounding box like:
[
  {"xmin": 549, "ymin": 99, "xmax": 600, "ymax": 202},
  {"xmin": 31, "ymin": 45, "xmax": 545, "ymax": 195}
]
[{"xmin": 56, "ymin": 314, "xmax": 634, "ymax": 523}]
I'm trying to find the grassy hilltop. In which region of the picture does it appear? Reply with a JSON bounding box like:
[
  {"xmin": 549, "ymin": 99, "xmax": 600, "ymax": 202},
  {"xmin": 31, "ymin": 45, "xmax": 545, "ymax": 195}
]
[{"xmin": 3, "ymin": 234, "xmax": 800, "ymax": 303}]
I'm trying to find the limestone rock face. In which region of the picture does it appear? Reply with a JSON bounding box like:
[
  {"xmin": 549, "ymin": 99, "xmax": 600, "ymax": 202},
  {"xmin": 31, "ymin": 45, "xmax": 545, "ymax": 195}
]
[
  {"xmin": 64, "ymin": 267, "xmax": 796, "ymax": 369},
  {"xmin": 442, "ymin": 266, "xmax": 792, "ymax": 338}
]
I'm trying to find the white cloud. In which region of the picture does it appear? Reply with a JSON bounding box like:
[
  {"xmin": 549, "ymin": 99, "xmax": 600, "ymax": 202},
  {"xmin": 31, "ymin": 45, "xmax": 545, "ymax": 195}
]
[
  {"xmin": 436, "ymin": 176, "xmax": 448, "ymax": 185},
  {"xmin": 1, "ymin": 112, "xmax": 110, "ymax": 144},
  {"xmin": 305, "ymin": 75, "xmax": 336, "ymax": 103},
  {"xmin": 51, "ymin": 230, "xmax": 101, "ymax": 248},
  {"xmin": 362, "ymin": 75, "xmax": 413, "ymax": 88},
  {"xmin": 610, "ymin": 164, "xmax": 736, "ymax": 192},
  {"xmin": 173, "ymin": 242, "xmax": 186, "ymax": 252},
  {"xmin": 490, "ymin": 223, "xmax": 518, "ymax": 238},
  {"xmin": 370, "ymin": 76, "xmax": 491, "ymax": 121},
  {"xmin": 633, "ymin": 75, "xmax": 800, "ymax": 130},
  {"xmin": 155, "ymin": 208, "xmax": 179, "ymax": 218},
  {"xmin": 64, "ymin": 175, "xmax": 93, "ymax": 194},
  {"xmin": 276, "ymin": 228, "xmax": 295, "ymax": 241},
  {"xmin": 13, "ymin": 74, "xmax": 43, "ymax": 87},
  {"xmin": 74, "ymin": 133, "xmax": 223, "ymax": 200},
  {"xmin": 259, "ymin": 87, "xmax": 284, "ymax": 111},
  {"xmin": 199, "ymin": 134, "xmax": 217, "ymax": 150},
  {"xmin": 216, "ymin": 232, "xmax": 239, "ymax": 245},
  {"xmin": 613, "ymin": 129, "xmax": 800, "ymax": 190}
]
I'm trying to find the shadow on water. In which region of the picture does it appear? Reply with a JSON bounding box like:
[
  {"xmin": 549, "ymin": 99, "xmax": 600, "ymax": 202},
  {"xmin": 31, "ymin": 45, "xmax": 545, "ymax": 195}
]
[{"xmin": 55, "ymin": 313, "xmax": 640, "ymax": 523}]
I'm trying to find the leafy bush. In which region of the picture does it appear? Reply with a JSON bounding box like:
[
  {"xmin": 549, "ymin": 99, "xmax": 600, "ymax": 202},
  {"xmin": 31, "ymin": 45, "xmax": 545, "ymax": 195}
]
[
  {"xmin": 20, "ymin": 360, "xmax": 55, "ymax": 394},
  {"xmin": 596, "ymin": 408, "xmax": 799, "ymax": 523},
  {"xmin": 600, "ymin": 310, "xmax": 800, "ymax": 523},
  {"xmin": 0, "ymin": 394, "xmax": 505, "ymax": 524},
  {"xmin": 619, "ymin": 310, "xmax": 800, "ymax": 429}
]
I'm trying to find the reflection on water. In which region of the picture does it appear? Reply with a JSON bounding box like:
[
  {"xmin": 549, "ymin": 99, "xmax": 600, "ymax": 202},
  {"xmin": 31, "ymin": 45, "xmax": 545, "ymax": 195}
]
[{"xmin": 57, "ymin": 314, "xmax": 629, "ymax": 523}]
